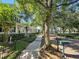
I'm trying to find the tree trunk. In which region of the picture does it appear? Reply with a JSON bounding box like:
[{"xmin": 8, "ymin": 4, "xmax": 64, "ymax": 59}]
[
  {"xmin": 69, "ymin": 29, "xmax": 71, "ymax": 34},
  {"xmin": 62, "ymin": 27, "xmax": 66, "ymax": 34},
  {"xmin": 41, "ymin": 15, "xmax": 51, "ymax": 49},
  {"xmin": 44, "ymin": 21, "xmax": 50, "ymax": 46},
  {"xmin": 3, "ymin": 25, "xmax": 9, "ymax": 44},
  {"xmin": 4, "ymin": 31, "xmax": 8, "ymax": 43},
  {"xmin": 54, "ymin": 26, "xmax": 58, "ymax": 34},
  {"xmin": 77, "ymin": 28, "xmax": 79, "ymax": 33},
  {"xmin": 60, "ymin": 28, "xmax": 62, "ymax": 34}
]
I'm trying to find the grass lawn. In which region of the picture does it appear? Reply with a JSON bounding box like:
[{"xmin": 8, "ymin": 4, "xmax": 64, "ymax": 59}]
[
  {"xmin": 3, "ymin": 34, "xmax": 36, "ymax": 59},
  {"xmin": 5, "ymin": 40, "xmax": 29, "ymax": 59},
  {"xmin": 57, "ymin": 33, "xmax": 79, "ymax": 40}
]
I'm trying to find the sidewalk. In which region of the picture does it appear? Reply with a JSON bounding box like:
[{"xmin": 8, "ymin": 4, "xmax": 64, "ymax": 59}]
[
  {"xmin": 16, "ymin": 35, "xmax": 42, "ymax": 59},
  {"xmin": 50, "ymin": 36, "xmax": 79, "ymax": 59}
]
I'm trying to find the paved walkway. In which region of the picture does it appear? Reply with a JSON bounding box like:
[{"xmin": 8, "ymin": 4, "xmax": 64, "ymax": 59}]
[
  {"xmin": 16, "ymin": 35, "xmax": 79, "ymax": 59},
  {"xmin": 50, "ymin": 36, "xmax": 79, "ymax": 59},
  {"xmin": 65, "ymin": 40, "xmax": 79, "ymax": 59},
  {"xmin": 16, "ymin": 35, "xmax": 42, "ymax": 59}
]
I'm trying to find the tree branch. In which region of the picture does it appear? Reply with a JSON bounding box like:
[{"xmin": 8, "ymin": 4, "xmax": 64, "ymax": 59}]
[
  {"xmin": 35, "ymin": 0, "xmax": 47, "ymax": 9},
  {"xmin": 45, "ymin": 0, "xmax": 49, "ymax": 8},
  {"xmin": 57, "ymin": 0, "xmax": 79, "ymax": 7},
  {"xmin": 50, "ymin": 0, "xmax": 53, "ymax": 8}
]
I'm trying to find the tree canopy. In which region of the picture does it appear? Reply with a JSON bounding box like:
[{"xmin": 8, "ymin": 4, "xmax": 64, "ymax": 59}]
[{"xmin": 16, "ymin": 0, "xmax": 79, "ymax": 49}]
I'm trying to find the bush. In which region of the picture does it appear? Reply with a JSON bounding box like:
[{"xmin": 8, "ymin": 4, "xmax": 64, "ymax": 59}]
[
  {"xmin": 57, "ymin": 33, "xmax": 79, "ymax": 39},
  {"xmin": 23, "ymin": 33, "xmax": 37, "ymax": 42},
  {"xmin": 0, "ymin": 33, "xmax": 38, "ymax": 43},
  {"xmin": 4, "ymin": 33, "xmax": 37, "ymax": 59},
  {"xmin": 0, "ymin": 34, "xmax": 3, "ymax": 42},
  {"xmin": 10, "ymin": 33, "xmax": 25, "ymax": 41},
  {"xmin": 0, "ymin": 33, "xmax": 25, "ymax": 42}
]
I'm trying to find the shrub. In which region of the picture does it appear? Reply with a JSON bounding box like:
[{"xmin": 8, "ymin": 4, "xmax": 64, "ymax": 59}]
[
  {"xmin": 10, "ymin": 33, "xmax": 25, "ymax": 41},
  {"xmin": 0, "ymin": 34, "xmax": 3, "ymax": 42},
  {"xmin": 4, "ymin": 33, "xmax": 37, "ymax": 59}
]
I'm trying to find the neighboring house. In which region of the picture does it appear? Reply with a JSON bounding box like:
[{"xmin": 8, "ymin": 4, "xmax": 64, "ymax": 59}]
[
  {"xmin": 27, "ymin": 26, "xmax": 41, "ymax": 33},
  {"xmin": 9, "ymin": 19, "xmax": 26, "ymax": 34}
]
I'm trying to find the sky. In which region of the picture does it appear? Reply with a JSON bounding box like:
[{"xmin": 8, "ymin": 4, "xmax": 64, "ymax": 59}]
[{"xmin": 2, "ymin": 0, "xmax": 14, "ymax": 4}]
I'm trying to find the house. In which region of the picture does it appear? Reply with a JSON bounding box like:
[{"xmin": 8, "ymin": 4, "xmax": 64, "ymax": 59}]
[{"xmin": 9, "ymin": 19, "xmax": 27, "ymax": 34}]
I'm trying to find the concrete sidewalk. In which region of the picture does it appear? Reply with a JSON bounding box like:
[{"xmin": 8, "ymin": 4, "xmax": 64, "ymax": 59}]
[
  {"xmin": 50, "ymin": 36, "xmax": 79, "ymax": 59},
  {"xmin": 16, "ymin": 35, "xmax": 42, "ymax": 59}
]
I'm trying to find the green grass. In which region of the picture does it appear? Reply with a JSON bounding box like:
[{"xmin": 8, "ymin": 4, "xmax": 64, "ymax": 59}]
[
  {"xmin": 15, "ymin": 40, "xmax": 28, "ymax": 51},
  {"xmin": 6, "ymin": 40, "xmax": 29, "ymax": 59},
  {"xmin": 57, "ymin": 33, "xmax": 79, "ymax": 40},
  {"xmin": 3, "ymin": 35, "xmax": 36, "ymax": 59}
]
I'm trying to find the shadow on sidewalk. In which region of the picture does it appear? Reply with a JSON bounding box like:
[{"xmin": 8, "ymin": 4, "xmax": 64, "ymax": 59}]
[
  {"xmin": 65, "ymin": 53, "xmax": 79, "ymax": 58},
  {"xmin": 50, "ymin": 37, "xmax": 79, "ymax": 59}
]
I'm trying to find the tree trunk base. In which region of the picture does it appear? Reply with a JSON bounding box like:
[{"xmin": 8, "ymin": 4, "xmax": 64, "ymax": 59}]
[{"xmin": 39, "ymin": 45, "xmax": 61, "ymax": 59}]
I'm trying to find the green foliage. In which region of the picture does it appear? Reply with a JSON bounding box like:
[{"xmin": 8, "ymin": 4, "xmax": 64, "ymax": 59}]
[
  {"xmin": 10, "ymin": 33, "xmax": 25, "ymax": 41},
  {"xmin": 16, "ymin": 0, "xmax": 78, "ymax": 27},
  {"xmin": 57, "ymin": 33, "xmax": 79, "ymax": 40},
  {"xmin": 16, "ymin": 0, "xmax": 34, "ymax": 17},
  {"xmin": 0, "ymin": 33, "xmax": 25, "ymax": 42},
  {"xmin": 0, "ymin": 4, "xmax": 19, "ymax": 43},
  {"xmin": 0, "ymin": 4, "xmax": 16, "ymax": 30},
  {"xmin": 0, "ymin": 4, "xmax": 16, "ymax": 26},
  {"xmin": 5, "ymin": 40, "xmax": 29, "ymax": 59},
  {"xmin": 16, "ymin": 0, "xmax": 79, "ymax": 46},
  {"xmin": 50, "ymin": 11, "xmax": 79, "ymax": 34},
  {"xmin": 4, "ymin": 33, "xmax": 36, "ymax": 59}
]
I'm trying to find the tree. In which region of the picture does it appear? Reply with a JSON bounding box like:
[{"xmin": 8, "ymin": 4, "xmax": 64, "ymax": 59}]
[
  {"xmin": 0, "ymin": 4, "xmax": 17, "ymax": 43},
  {"xmin": 50, "ymin": 11, "xmax": 79, "ymax": 34},
  {"xmin": 71, "ymin": 13, "xmax": 79, "ymax": 32},
  {"xmin": 17, "ymin": 0, "xmax": 79, "ymax": 49}
]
